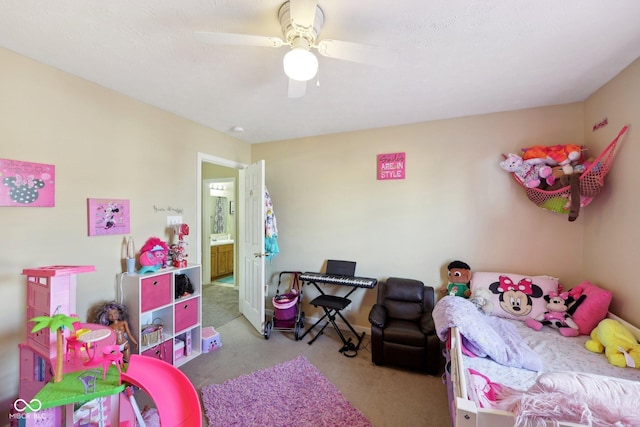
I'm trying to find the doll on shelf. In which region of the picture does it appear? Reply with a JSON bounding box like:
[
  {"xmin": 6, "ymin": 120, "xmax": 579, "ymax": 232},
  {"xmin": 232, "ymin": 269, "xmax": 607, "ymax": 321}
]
[{"xmin": 94, "ymin": 301, "xmax": 138, "ymax": 361}]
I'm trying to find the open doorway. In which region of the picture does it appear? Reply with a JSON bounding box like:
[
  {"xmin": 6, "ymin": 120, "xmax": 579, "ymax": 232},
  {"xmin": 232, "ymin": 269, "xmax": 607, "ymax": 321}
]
[
  {"xmin": 197, "ymin": 154, "xmax": 267, "ymax": 334},
  {"xmin": 203, "ymin": 177, "xmax": 236, "ymax": 285},
  {"xmin": 198, "ymin": 154, "xmax": 243, "ymax": 329}
]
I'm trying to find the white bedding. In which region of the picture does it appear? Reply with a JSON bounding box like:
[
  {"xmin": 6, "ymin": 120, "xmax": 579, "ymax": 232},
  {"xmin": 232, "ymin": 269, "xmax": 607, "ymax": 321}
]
[{"xmin": 463, "ymin": 318, "xmax": 640, "ymax": 390}]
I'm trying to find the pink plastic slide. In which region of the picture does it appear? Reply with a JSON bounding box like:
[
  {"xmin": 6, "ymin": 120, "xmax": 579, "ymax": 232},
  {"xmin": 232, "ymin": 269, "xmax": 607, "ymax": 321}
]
[{"xmin": 121, "ymin": 355, "xmax": 202, "ymax": 427}]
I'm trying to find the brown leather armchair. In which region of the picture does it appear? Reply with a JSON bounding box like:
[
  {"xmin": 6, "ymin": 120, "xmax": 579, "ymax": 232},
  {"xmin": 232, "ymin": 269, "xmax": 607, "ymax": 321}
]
[{"xmin": 368, "ymin": 277, "xmax": 441, "ymax": 374}]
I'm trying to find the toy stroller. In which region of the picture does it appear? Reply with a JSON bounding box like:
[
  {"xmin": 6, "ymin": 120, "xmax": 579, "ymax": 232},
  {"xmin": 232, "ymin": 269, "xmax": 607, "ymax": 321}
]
[{"xmin": 264, "ymin": 271, "xmax": 305, "ymax": 340}]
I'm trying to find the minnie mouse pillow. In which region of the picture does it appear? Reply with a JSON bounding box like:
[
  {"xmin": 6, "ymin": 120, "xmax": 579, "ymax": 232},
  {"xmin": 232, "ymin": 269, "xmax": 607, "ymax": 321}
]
[{"xmin": 470, "ymin": 272, "xmax": 560, "ymax": 322}]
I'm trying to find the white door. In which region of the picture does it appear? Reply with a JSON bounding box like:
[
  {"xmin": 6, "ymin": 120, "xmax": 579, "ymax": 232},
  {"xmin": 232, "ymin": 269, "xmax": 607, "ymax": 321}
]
[{"xmin": 238, "ymin": 160, "xmax": 266, "ymax": 334}]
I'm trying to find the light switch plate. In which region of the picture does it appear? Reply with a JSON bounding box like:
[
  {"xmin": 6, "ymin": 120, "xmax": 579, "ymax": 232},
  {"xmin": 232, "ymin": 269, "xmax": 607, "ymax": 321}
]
[{"xmin": 167, "ymin": 215, "xmax": 182, "ymax": 226}]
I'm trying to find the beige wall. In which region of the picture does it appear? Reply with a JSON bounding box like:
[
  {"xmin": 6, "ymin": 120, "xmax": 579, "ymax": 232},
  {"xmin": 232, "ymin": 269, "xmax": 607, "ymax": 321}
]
[
  {"xmin": 0, "ymin": 48, "xmax": 251, "ymax": 409},
  {"xmin": 1, "ymin": 43, "xmax": 638, "ymax": 411},
  {"xmin": 254, "ymin": 58, "xmax": 639, "ymax": 332},
  {"xmin": 583, "ymin": 58, "xmax": 640, "ymax": 323},
  {"xmin": 253, "ymin": 105, "xmax": 588, "ymax": 326}
]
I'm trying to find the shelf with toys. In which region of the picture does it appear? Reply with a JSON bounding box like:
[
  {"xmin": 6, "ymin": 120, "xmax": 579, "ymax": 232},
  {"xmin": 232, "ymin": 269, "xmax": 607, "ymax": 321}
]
[{"xmin": 121, "ymin": 264, "xmax": 202, "ymax": 368}]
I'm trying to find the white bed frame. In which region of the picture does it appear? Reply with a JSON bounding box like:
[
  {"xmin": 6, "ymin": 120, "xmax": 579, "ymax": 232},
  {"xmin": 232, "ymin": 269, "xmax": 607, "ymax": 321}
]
[{"xmin": 446, "ymin": 312, "xmax": 640, "ymax": 427}]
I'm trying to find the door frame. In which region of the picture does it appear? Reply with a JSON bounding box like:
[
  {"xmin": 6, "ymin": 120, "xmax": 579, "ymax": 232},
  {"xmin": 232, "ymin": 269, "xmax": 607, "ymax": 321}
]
[{"xmin": 196, "ymin": 153, "xmax": 246, "ymax": 280}]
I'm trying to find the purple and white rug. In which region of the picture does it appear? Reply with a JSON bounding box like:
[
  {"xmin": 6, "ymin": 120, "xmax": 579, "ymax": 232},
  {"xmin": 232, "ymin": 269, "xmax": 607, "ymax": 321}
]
[{"xmin": 201, "ymin": 355, "xmax": 372, "ymax": 426}]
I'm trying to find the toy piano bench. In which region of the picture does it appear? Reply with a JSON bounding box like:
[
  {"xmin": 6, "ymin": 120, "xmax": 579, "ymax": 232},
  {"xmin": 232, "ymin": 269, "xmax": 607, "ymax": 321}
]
[{"xmin": 310, "ymin": 295, "xmax": 351, "ymax": 310}]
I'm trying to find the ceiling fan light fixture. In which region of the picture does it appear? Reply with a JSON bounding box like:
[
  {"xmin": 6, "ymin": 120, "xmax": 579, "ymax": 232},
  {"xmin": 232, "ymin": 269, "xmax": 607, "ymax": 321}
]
[{"xmin": 283, "ymin": 47, "xmax": 318, "ymax": 82}]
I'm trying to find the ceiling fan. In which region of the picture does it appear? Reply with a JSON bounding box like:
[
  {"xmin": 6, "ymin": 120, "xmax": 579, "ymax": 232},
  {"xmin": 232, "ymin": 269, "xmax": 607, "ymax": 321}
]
[{"xmin": 194, "ymin": 0, "xmax": 392, "ymax": 98}]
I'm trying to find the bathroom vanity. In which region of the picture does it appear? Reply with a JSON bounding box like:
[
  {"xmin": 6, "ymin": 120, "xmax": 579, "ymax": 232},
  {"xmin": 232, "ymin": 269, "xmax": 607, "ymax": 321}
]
[{"xmin": 210, "ymin": 235, "xmax": 234, "ymax": 281}]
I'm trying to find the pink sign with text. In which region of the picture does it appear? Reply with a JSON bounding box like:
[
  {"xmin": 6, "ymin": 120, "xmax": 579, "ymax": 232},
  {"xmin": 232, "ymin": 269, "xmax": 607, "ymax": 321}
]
[{"xmin": 377, "ymin": 152, "xmax": 405, "ymax": 180}]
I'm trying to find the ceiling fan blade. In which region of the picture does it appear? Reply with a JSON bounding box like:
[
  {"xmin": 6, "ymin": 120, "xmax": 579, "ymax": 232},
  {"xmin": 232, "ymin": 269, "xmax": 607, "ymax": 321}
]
[
  {"xmin": 316, "ymin": 39, "xmax": 396, "ymax": 67},
  {"xmin": 194, "ymin": 31, "xmax": 284, "ymax": 48},
  {"xmin": 288, "ymin": 78, "xmax": 307, "ymax": 98},
  {"xmin": 289, "ymin": 0, "xmax": 318, "ymax": 30}
]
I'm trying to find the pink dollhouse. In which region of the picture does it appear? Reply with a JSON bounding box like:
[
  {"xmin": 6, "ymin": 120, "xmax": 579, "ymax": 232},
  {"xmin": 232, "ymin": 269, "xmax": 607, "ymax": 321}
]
[
  {"xmin": 15, "ymin": 265, "xmax": 202, "ymax": 427},
  {"xmin": 16, "ymin": 265, "xmax": 135, "ymax": 426}
]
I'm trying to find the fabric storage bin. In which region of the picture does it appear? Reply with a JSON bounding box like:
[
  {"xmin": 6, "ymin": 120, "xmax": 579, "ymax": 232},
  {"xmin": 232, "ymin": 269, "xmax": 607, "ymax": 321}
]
[
  {"xmin": 141, "ymin": 340, "xmax": 172, "ymax": 362},
  {"xmin": 174, "ymin": 297, "xmax": 199, "ymax": 332},
  {"xmin": 141, "ymin": 273, "xmax": 172, "ymax": 312}
]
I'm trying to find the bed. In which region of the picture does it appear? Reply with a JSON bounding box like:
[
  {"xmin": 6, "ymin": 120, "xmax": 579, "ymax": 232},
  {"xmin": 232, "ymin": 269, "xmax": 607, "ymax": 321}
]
[{"xmin": 434, "ymin": 274, "xmax": 640, "ymax": 427}]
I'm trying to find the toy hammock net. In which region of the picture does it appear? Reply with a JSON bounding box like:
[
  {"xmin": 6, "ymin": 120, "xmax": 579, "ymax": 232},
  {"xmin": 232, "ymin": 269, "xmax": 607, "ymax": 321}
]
[{"xmin": 511, "ymin": 125, "xmax": 628, "ymax": 214}]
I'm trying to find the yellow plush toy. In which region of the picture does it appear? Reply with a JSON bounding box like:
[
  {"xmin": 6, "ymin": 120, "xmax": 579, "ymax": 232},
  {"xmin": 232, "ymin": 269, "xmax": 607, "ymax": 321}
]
[{"xmin": 585, "ymin": 318, "xmax": 640, "ymax": 368}]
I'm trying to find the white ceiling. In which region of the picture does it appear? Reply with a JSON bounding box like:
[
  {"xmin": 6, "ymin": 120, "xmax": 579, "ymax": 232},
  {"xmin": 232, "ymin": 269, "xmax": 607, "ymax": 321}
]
[{"xmin": 1, "ymin": 1, "xmax": 639, "ymax": 144}]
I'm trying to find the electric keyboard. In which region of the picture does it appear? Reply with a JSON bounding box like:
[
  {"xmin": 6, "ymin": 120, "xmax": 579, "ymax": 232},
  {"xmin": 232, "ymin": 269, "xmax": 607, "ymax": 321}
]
[{"xmin": 299, "ymin": 272, "xmax": 377, "ymax": 289}]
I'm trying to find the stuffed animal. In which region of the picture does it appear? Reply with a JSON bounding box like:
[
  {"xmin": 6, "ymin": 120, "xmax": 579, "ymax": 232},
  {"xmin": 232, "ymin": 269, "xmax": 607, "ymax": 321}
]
[
  {"xmin": 546, "ymin": 144, "xmax": 582, "ymax": 166},
  {"xmin": 469, "ymin": 287, "xmax": 493, "ymax": 314},
  {"xmin": 539, "ymin": 165, "xmax": 574, "ymax": 191},
  {"xmin": 441, "ymin": 260, "xmax": 472, "ymax": 298},
  {"xmin": 521, "ymin": 144, "xmax": 582, "ymax": 166},
  {"xmin": 500, "ymin": 153, "xmax": 553, "ymax": 189},
  {"xmin": 585, "ymin": 318, "xmax": 640, "ymax": 368},
  {"xmin": 522, "ymin": 145, "xmax": 553, "ymax": 165},
  {"xmin": 537, "ymin": 165, "xmax": 583, "ymax": 221},
  {"xmin": 138, "ymin": 237, "xmax": 169, "ymax": 274},
  {"xmin": 525, "ymin": 291, "xmax": 579, "ymax": 336}
]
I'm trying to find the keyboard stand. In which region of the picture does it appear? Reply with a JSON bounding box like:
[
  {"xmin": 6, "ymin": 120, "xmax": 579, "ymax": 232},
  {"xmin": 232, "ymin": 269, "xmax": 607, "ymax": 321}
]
[{"xmin": 302, "ymin": 294, "xmax": 365, "ymax": 358}]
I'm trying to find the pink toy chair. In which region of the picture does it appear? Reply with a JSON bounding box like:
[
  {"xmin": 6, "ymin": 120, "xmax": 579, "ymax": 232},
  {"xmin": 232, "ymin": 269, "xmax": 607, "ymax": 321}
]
[
  {"xmin": 102, "ymin": 344, "xmax": 125, "ymax": 382},
  {"xmin": 65, "ymin": 320, "xmax": 88, "ymax": 363}
]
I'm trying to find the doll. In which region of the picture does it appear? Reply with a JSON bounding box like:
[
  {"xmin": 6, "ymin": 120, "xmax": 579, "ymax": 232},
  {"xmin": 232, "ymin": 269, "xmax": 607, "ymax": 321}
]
[
  {"xmin": 94, "ymin": 301, "xmax": 138, "ymax": 361},
  {"xmin": 443, "ymin": 260, "xmax": 472, "ymax": 298}
]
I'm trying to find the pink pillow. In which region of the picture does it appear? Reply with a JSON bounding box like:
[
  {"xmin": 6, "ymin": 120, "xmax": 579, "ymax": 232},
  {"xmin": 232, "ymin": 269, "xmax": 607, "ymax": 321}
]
[
  {"xmin": 567, "ymin": 281, "xmax": 612, "ymax": 335},
  {"xmin": 470, "ymin": 272, "xmax": 560, "ymax": 322}
]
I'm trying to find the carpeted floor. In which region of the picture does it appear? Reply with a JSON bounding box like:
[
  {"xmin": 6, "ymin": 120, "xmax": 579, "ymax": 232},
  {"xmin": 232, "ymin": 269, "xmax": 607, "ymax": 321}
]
[
  {"xmin": 201, "ymin": 283, "xmax": 240, "ymax": 329},
  {"xmin": 177, "ymin": 316, "xmax": 451, "ymax": 426},
  {"xmin": 201, "ymin": 355, "xmax": 371, "ymax": 426}
]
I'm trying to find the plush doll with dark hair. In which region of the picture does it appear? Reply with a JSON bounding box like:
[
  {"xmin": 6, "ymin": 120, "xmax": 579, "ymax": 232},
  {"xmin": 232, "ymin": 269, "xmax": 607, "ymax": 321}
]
[{"xmin": 442, "ymin": 260, "xmax": 472, "ymax": 298}]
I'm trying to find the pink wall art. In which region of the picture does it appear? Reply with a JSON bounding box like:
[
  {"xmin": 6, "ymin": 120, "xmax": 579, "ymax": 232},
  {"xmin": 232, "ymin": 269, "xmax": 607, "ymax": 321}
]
[
  {"xmin": 87, "ymin": 198, "xmax": 131, "ymax": 236},
  {"xmin": 377, "ymin": 152, "xmax": 406, "ymax": 180},
  {"xmin": 0, "ymin": 158, "xmax": 55, "ymax": 207}
]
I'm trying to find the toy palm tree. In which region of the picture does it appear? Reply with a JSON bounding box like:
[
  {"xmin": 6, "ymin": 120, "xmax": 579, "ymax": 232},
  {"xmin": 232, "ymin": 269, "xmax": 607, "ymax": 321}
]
[{"xmin": 30, "ymin": 314, "xmax": 78, "ymax": 383}]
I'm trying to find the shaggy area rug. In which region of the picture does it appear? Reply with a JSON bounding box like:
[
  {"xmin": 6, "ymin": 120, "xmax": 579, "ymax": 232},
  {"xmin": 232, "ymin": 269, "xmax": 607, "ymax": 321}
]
[{"xmin": 201, "ymin": 355, "xmax": 372, "ymax": 427}]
